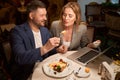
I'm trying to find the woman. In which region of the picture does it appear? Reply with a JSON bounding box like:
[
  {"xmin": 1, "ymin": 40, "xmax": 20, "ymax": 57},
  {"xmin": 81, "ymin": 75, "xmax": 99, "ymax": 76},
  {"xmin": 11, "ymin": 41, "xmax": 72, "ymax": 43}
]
[{"xmin": 50, "ymin": 2, "xmax": 96, "ymax": 53}]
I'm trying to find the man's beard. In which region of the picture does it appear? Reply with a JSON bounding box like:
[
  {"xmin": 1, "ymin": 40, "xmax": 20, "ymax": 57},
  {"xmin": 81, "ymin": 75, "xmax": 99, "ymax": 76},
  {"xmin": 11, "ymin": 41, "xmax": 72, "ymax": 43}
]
[{"xmin": 32, "ymin": 19, "xmax": 46, "ymax": 28}]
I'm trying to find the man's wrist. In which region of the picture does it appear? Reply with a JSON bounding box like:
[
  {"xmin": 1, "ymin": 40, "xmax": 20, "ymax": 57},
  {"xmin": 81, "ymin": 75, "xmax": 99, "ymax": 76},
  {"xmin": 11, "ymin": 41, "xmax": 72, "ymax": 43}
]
[{"xmin": 41, "ymin": 46, "xmax": 48, "ymax": 56}]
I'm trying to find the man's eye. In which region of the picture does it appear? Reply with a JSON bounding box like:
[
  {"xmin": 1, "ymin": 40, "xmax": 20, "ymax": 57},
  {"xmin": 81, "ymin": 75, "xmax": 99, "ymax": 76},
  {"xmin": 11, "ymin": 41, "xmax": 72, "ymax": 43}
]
[{"xmin": 40, "ymin": 14, "xmax": 46, "ymax": 17}]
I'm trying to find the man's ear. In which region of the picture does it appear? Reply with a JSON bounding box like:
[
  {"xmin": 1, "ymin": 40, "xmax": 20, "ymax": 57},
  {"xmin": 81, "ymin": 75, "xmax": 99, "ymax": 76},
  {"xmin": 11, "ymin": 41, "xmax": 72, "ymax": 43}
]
[{"xmin": 29, "ymin": 12, "xmax": 34, "ymax": 20}]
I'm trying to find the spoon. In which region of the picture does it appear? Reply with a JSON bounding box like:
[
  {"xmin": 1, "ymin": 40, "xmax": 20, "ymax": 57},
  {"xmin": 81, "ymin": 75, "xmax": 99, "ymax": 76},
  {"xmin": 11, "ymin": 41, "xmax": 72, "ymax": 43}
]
[{"xmin": 76, "ymin": 67, "xmax": 81, "ymax": 74}]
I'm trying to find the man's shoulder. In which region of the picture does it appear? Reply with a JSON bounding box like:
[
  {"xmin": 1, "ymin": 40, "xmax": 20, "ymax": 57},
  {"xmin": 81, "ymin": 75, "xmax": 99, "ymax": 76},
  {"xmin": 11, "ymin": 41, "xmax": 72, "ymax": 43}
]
[{"xmin": 11, "ymin": 22, "xmax": 28, "ymax": 33}]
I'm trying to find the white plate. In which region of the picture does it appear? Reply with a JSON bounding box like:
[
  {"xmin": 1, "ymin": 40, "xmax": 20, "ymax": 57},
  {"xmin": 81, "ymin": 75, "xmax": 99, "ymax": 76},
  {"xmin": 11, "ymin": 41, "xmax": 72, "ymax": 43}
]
[
  {"xmin": 42, "ymin": 57, "xmax": 73, "ymax": 78},
  {"xmin": 74, "ymin": 67, "xmax": 90, "ymax": 78}
]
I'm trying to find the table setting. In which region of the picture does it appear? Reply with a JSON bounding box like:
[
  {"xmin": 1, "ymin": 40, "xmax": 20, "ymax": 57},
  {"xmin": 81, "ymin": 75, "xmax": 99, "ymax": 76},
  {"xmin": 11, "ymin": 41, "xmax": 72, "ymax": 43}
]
[{"xmin": 31, "ymin": 52, "xmax": 103, "ymax": 80}]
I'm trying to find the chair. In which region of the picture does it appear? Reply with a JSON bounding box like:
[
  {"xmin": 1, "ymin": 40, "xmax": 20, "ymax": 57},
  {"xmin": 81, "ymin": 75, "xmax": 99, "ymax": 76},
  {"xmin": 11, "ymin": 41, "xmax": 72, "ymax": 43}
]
[
  {"xmin": 0, "ymin": 24, "xmax": 15, "ymax": 40},
  {"xmin": 0, "ymin": 41, "xmax": 12, "ymax": 80},
  {"xmin": 0, "ymin": 24, "xmax": 15, "ymax": 32},
  {"xmin": 0, "ymin": 24, "xmax": 15, "ymax": 80},
  {"xmin": 85, "ymin": 2, "xmax": 106, "ymax": 37},
  {"xmin": 0, "ymin": 23, "xmax": 15, "ymax": 64},
  {"xmin": 105, "ymin": 11, "xmax": 120, "ymax": 40},
  {"xmin": 86, "ymin": 26, "xmax": 94, "ymax": 43},
  {"xmin": 85, "ymin": 2, "xmax": 102, "ymax": 24},
  {"xmin": 104, "ymin": 11, "xmax": 120, "ymax": 58}
]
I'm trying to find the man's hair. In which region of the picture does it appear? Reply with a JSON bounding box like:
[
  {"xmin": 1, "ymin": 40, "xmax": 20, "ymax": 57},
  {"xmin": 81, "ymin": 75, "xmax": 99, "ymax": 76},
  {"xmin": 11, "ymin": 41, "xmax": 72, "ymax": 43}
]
[{"xmin": 26, "ymin": 0, "xmax": 46, "ymax": 14}]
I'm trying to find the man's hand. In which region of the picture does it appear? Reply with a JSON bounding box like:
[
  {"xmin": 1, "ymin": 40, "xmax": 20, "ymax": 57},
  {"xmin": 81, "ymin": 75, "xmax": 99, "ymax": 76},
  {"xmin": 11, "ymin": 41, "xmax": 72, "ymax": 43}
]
[
  {"xmin": 41, "ymin": 37, "xmax": 60, "ymax": 55},
  {"xmin": 56, "ymin": 45, "xmax": 68, "ymax": 54}
]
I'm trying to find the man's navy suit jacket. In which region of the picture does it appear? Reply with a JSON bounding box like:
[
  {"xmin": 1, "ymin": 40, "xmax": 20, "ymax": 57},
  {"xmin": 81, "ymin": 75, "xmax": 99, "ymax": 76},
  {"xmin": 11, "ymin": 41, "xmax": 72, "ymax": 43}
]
[{"xmin": 10, "ymin": 22, "xmax": 55, "ymax": 80}]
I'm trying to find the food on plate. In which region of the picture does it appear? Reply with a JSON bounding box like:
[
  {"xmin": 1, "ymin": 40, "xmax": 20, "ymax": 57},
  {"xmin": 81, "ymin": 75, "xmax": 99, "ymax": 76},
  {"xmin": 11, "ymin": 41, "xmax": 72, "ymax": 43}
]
[
  {"xmin": 85, "ymin": 67, "xmax": 90, "ymax": 73},
  {"xmin": 61, "ymin": 30, "xmax": 66, "ymax": 34},
  {"xmin": 49, "ymin": 59, "xmax": 67, "ymax": 72},
  {"xmin": 113, "ymin": 60, "xmax": 120, "ymax": 66}
]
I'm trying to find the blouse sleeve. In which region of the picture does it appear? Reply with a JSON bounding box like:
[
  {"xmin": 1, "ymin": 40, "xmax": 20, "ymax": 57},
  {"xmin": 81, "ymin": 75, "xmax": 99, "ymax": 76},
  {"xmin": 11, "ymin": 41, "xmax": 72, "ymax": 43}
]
[{"xmin": 80, "ymin": 24, "xmax": 90, "ymax": 48}]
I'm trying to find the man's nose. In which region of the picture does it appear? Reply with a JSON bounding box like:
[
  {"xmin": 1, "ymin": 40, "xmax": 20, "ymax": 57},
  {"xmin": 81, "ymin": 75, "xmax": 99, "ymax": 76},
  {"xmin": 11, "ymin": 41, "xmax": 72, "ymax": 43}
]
[{"xmin": 44, "ymin": 16, "xmax": 47, "ymax": 20}]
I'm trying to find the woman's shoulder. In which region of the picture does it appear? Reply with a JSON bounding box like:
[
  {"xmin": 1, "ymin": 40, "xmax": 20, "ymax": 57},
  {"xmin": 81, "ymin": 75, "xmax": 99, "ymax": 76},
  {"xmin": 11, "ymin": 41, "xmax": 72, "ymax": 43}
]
[
  {"xmin": 78, "ymin": 22, "xmax": 87, "ymax": 29},
  {"xmin": 51, "ymin": 20, "xmax": 61, "ymax": 27},
  {"xmin": 51, "ymin": 20, "xmax": 62, "ymax": 30},
  {"xmin": 80, "ymin": 21, "xmax": 87, "ymax": 26}
]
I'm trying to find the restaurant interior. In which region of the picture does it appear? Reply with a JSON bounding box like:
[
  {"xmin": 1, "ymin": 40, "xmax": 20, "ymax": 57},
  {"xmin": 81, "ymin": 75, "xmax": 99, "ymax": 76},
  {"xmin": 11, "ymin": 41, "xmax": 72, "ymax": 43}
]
[{"xmin": 0, "ymin": 0, "xmax": 120, "ymax": 80}]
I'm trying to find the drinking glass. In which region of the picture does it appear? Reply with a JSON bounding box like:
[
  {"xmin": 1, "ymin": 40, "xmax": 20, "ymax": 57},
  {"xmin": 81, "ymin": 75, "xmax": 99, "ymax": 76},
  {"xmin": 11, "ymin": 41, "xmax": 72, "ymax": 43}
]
[{"xmin": 20, "ymin": 0, "xmax": 25, "ymax": 9}]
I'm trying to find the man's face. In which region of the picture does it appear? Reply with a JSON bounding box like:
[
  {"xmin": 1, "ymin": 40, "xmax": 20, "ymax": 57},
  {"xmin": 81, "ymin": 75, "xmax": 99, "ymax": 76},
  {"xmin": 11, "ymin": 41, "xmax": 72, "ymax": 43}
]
[{"xmin": 30, "ymin": 8, "xmax": 47, "ymax": 27}]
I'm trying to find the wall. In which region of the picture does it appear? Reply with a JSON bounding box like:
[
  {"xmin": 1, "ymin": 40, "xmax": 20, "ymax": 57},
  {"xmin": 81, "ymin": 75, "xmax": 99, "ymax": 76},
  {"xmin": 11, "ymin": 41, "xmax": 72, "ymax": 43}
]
[{"xmin": 77, "ymin": 0, "xmax": 106, "ymax": 21}]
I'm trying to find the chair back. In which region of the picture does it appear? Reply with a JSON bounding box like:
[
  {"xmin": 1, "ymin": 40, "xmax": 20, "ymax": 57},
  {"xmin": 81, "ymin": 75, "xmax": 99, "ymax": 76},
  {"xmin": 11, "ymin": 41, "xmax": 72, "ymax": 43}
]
[
  {"xmin": 0, "ymin": 24, "xmax": 15, "ymax": 32},
  {"xmin": 0, "ymin": 24, "xmax": 15, "ymax": 64},
  {"xmin": 85, "ymin": 2, "xmax": 105, "ymax": 28},
  {"xmin": 86, "ymin": 26, "xmax": 94, "ymax": 43},
  {"xmin": 105, "ymin": 12, "xmax": 120, "ymax": 39}
]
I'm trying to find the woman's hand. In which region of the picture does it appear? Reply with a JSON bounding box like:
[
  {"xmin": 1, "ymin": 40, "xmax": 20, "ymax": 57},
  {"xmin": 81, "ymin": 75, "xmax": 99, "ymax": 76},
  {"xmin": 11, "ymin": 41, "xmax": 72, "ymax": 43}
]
[
  {"xmin": 87, "ymin": 40, "xmax": 101, "ymax": 48},
  {"xmin": 57, "ymin": 45, "xmax": 68, "ymax": 54}
]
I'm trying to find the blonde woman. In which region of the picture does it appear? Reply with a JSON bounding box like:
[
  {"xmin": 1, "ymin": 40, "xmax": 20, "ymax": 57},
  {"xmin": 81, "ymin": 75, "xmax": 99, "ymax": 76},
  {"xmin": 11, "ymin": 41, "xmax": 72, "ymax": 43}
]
[{"xmin": 50, "ymin": 2, "xmax": 96, "ymax": 53}]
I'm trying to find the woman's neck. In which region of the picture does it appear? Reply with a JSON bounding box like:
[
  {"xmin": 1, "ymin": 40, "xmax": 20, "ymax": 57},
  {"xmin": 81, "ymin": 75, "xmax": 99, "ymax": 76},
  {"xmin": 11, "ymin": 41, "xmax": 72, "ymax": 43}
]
[{"xmin": 64, "ymin": 25, "xmax": 73, "ymax": 31}]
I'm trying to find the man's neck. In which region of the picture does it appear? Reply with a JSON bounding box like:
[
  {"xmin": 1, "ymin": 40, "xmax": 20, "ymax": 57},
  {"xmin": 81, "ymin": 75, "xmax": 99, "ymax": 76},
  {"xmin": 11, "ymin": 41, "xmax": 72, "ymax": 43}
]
[{"xmin": 28, "ymin": 21, "xmax": 39, "ymax": 32}]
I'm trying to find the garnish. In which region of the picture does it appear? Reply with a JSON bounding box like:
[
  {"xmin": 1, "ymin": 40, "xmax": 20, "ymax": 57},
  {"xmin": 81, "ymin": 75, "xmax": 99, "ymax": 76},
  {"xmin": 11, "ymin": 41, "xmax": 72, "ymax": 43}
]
[{"xmin": 49, "ymin": 59, "xmax": 67, "ymax": 72}]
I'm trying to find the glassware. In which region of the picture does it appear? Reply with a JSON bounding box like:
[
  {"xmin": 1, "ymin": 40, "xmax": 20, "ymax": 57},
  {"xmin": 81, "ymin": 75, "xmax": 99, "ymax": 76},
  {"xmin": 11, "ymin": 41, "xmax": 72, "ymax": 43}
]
[{"xmin": 20, "ymin": 0, "xmax": 25, "ymax": 9}]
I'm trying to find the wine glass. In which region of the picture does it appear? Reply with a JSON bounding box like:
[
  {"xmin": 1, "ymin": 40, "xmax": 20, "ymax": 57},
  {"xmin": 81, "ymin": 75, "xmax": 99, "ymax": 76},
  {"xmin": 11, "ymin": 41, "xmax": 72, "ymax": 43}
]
[{"xmin": 20, "ymin": 0, "xmax": 25, "ymax": 9}]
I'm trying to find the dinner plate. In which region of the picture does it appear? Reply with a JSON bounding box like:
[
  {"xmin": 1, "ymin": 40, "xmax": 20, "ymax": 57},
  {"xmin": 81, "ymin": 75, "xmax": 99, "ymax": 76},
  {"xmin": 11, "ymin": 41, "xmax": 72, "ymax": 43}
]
[
  {"xmin": 42, "ymin": 57, "xmax": 73, "ymax": 78},
  {"xmin": 74, "ymin": 67, "xmax": 90, "ymax": 78}
]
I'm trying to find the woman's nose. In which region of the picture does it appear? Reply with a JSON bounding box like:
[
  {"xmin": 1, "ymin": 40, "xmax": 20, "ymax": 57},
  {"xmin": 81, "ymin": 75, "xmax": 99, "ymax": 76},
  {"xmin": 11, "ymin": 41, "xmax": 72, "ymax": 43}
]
[{"xmin": 65, "ymin": 15, "xmax": 69, "ymax": 20}]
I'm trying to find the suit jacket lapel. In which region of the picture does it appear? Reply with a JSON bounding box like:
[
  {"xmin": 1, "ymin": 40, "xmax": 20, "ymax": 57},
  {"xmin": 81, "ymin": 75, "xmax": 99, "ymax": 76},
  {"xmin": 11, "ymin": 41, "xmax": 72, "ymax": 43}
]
[
  {"xmin": 69, "ymin": 26, "xmax": 77, "ymax": 50},
  {"xmin": 40, "ymin": 28, "xmax": 45, "ymax": 45},
  {"xmin": 24, "ymin": 23, "xmax": 35, "ymax": 48}
]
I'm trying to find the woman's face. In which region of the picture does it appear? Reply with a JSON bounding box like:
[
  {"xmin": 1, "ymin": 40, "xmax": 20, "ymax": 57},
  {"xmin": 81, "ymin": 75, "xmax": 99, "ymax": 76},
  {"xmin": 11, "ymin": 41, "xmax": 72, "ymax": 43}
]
[{"xmin": 62, "ymin": 7, "xmax": 76, "ymax": 27}]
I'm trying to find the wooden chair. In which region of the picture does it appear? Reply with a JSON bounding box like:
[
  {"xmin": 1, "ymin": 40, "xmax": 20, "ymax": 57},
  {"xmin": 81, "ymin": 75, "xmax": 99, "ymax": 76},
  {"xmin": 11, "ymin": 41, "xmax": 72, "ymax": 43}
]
[
  {"xmin": 105, "ymin": 11, "xmax": 120, "ymax": 40},
  {"xmin": 85, "ymin": 2, "xmax": 106, "ymax": 40},
  {"xmin": 0, "ymin": 24, "xmax": 15, "ymax": 80}
]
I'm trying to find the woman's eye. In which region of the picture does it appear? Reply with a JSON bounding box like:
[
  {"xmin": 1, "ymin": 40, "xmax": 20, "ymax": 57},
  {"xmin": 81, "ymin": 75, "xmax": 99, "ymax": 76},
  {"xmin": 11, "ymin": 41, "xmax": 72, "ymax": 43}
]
[
  {"xmin": 69, "ymin": 14, "xmax": 73, "ymax": 18},
  {"xmin": 63, "ymin": 14, "xmax": 66, "ymax": 17}
]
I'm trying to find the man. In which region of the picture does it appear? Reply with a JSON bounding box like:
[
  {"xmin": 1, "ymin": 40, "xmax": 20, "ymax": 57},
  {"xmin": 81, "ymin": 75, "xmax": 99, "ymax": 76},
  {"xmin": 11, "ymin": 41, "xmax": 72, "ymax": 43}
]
[{"xmin": 10, "ymin": 0, "xmax": 60, "ymax": 80}]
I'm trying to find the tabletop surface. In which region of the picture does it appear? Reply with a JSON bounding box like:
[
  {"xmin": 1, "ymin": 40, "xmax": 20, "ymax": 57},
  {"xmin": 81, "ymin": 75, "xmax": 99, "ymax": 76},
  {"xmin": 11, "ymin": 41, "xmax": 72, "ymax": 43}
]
[{"xmin": 31, "ymin": 51, "xmax": 118, "ymax": 80}]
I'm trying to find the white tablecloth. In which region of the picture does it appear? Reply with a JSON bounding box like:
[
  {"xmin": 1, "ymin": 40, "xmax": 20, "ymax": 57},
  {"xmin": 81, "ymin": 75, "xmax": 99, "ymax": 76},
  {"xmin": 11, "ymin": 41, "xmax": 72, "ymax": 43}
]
[{"xmin": 31, "ymin": 51, "xmax": 117, "ymax": 80}]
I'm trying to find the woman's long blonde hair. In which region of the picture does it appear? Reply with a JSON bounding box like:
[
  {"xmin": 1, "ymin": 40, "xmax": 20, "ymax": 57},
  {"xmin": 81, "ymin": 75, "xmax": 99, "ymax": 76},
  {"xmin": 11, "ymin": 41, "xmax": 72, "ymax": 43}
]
[{"xmin": 60, "ymin": 2, "xmax": 81, "ymax": 27}]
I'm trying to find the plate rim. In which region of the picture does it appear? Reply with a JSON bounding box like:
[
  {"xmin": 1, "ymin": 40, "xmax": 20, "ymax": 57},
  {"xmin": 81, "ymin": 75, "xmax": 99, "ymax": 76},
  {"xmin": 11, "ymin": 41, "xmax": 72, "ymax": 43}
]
[{"xmin": 42, "ymin": 57, "xmax": 73, "ymax": 78}]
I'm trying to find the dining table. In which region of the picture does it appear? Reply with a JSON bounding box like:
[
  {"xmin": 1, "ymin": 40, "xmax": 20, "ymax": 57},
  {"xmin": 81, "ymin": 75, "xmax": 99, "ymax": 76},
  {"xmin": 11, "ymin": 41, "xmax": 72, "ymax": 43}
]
[{"xmin": 31, "ymin": 51, "xmax": 119, "ymax": 80}]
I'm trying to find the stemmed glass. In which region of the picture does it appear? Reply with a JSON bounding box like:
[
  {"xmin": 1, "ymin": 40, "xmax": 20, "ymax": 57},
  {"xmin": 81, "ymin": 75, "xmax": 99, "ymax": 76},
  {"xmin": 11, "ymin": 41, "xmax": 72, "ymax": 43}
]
[{"xmin": 20, "ymin": 0, "xmax": 25, "ymax": 9}]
